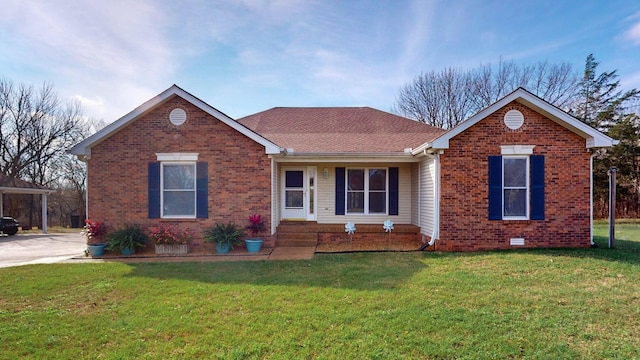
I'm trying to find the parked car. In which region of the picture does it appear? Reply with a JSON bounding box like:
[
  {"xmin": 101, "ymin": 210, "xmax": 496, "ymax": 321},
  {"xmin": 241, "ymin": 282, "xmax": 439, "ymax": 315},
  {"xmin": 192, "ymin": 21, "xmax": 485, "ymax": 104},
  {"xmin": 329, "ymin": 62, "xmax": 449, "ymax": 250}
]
[{"xmin": 0, "ymin": 217, "xmax": 19, "ymax": 235}]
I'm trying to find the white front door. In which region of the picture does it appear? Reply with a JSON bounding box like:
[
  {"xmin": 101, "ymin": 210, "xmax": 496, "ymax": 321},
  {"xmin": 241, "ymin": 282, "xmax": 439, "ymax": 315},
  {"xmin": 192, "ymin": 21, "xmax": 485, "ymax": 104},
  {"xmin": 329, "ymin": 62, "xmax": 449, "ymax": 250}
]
[{"xmin": 281, "ymin": 167, "xmax": 317, "ymax": 220}]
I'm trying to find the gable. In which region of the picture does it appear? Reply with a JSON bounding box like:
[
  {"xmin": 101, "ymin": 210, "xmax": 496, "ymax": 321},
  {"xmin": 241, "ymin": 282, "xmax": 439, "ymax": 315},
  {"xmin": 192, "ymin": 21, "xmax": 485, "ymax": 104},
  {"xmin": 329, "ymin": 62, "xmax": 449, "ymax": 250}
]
[
  {"xmin": 422, "ymin": 87, "xmax": 617, "ymax": 152},
  {"xmin": 69, "ymin": 85, "xmax": 281, "ymax": 158}
]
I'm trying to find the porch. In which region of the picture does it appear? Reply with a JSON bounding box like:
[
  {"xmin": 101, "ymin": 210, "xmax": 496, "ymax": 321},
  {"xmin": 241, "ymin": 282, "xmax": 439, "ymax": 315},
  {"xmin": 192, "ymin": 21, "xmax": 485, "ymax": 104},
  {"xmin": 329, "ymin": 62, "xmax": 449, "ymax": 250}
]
[{"xmin": 276, "ymin": 221, "xmax": 424, "ymax": 252}]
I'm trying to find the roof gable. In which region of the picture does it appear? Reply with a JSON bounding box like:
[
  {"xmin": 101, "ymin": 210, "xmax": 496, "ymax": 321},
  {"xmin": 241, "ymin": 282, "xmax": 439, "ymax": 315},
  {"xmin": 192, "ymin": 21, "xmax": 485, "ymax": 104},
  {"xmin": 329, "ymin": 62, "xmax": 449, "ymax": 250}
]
[
  {"xmin": 238, "ymin": 107, "xmax": 445, "ymax": 154},
  {"xmin": 425, "ymin": 87, "xmax": 618, "ymax": 151},
  {"xmin": 69, "ymin": 85, "xmax": 282, "ymax": 157}
]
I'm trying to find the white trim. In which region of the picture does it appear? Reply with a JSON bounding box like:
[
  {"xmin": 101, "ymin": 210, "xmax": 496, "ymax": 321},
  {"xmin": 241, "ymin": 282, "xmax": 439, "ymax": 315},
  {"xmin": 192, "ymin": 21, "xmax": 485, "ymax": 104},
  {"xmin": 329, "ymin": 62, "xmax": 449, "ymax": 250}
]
[
  {"xmin": 156, "ymin": 153, "xmax": 199, "ymax": 161},
  {"xmin": 272, "ymin": 155, "xmax": 419, "ymax": 163},
  {"xmin": 590, "ymin": 154, "xmax": 595, "ymax": 246},
  {"xmin": 429, "ymin": 153, "xmax": 440, "ymax": 245},
  {"xmin": 426, "ymin": 87, "xmax": 618, "ymax": 150},
  {"xmin": 307, "ymin": 166, "xmax": 318, "ymax": 221},
  {"xmin": 69, "ymin": 85, "xmax": 282, "ymax": 157},
  {"xmin": 500, "ymin": 145, "xmax": 535, "ymax": 155}
]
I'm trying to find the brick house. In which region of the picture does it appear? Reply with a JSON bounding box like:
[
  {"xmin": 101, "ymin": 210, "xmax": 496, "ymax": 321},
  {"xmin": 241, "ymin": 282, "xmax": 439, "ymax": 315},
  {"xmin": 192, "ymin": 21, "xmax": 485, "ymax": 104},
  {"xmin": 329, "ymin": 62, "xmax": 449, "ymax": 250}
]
[{"xmin": 69, "ymin": 85, "xmax": 616, "ymax": 252}]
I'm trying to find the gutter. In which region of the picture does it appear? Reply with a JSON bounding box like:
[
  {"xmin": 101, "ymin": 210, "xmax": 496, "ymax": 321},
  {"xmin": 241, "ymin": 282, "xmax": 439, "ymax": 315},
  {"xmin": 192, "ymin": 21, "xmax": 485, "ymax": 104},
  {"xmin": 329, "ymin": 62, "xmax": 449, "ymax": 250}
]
[{"xmin": 280, "ymin": 149, "xmax": 415, "ymax": 157}]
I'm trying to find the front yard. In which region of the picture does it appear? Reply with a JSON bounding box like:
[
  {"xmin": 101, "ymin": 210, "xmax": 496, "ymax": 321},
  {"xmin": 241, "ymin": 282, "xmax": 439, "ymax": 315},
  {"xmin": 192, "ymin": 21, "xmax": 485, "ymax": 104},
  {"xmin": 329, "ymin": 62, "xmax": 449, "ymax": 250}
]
[{"xmin": 0, "ymin": 222, "xmax": 638, "ymax": 359}]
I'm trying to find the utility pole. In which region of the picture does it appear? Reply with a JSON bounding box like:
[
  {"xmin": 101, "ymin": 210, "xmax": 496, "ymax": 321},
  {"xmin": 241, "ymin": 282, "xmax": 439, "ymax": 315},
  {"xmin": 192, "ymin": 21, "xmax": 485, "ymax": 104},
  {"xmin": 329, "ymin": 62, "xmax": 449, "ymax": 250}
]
[{"xmin": 608, "ymin": 167, "xmax": 617, "ymax": 248}]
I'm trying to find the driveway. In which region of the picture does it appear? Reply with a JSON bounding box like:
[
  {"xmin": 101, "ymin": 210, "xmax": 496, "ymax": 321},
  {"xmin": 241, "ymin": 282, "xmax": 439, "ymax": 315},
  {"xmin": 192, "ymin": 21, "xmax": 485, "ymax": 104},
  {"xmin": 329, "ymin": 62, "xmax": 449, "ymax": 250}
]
[{"xmin": 0, "ymin": 232, "xmax": 86, "ymax": 268}]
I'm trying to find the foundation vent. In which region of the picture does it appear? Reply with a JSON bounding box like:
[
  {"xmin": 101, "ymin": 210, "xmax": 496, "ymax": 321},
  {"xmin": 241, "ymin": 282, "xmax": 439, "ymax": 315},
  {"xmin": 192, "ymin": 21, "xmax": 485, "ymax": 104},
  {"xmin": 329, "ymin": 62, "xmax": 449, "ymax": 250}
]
[{"xmin": 510, "ymin": 238, "xmax": 525, "ymax": 246}]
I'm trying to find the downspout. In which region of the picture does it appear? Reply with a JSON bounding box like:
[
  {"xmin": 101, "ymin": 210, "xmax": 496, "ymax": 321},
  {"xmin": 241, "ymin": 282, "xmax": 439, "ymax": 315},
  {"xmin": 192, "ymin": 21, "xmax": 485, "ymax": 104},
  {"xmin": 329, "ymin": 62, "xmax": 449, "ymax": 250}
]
[
  {"xmin": 85, "ymin": 157, "xmax": 89, "ymax": 221},
  {"xmin": 590, "ymin": 153, "xmax": 596, "ymax": 247},
  {"xmin": 419, "ymin": 151, "xmax": 440, "ymax": 249},
  {"xmin": 429, "ymin": 151, "xmax": 440, "ymax": 246}
]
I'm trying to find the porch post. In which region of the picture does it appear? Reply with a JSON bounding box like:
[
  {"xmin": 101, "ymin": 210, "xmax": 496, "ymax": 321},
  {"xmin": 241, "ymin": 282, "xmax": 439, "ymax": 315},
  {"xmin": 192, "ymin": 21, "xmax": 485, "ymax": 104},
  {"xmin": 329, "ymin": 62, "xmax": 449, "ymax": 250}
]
[{"xmin": 41, "ymin": 193, "xmax": 48, "ymax": 234}]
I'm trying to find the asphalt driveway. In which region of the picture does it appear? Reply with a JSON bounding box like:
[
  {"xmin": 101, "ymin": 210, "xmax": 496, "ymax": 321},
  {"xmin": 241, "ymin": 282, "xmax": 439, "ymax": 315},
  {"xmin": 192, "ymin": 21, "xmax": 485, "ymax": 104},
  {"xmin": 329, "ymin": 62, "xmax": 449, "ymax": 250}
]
[{"xmin": 0, "ymin": 232, "xmax": 86, "ymax": 268}]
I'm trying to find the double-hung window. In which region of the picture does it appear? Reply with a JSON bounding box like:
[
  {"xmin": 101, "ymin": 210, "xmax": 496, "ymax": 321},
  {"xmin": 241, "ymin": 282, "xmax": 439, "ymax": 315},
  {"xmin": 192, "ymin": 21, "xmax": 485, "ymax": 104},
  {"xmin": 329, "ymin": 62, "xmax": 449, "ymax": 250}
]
[
  {"xmin": 148, "ymin": 154, "xmax": 208, "ymax": 219},
  {"xmin": 162, "ymin": 162, "xmax": 196, "ymax": 218},
  {"xmin": 346, "ymin": 168, "xmax": 387, "ymax": 214},
  {"xmin": 502, "ymin": 157, "xmax": 529, "ymax": 219},
  {"xmin": 488, "ymin": 147, "xmax": 544, "ymax": 221}
]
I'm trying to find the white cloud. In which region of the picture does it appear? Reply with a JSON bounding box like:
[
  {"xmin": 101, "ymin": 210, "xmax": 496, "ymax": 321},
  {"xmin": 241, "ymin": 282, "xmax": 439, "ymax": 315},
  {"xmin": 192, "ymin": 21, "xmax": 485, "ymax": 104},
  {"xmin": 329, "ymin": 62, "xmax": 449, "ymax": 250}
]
[
  {"xmin": 0, "ymin": 0, "xmax": 179, "ymax": 121},
  {"xmin": 624, "ymin": 21, "xmax": 640, "ymax": 45}
]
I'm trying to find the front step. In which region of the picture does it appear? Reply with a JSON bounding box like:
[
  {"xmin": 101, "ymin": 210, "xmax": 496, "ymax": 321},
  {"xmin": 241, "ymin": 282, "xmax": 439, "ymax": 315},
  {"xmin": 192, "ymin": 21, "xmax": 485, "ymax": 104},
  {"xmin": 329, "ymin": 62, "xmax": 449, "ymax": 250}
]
[{"xmin": 276, "ymin": 232, "xmax": 318, "ymax": 247}]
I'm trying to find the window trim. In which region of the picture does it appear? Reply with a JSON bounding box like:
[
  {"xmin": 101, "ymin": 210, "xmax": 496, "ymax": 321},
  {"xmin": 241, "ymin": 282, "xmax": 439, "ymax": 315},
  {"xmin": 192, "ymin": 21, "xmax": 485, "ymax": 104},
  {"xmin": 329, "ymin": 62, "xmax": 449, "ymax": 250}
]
[
  {"xmin": 161, "ymin": 161, "xmax": 197, "ymax": 219},
  {"xmin": 345, "ymin": 167, "xmax": 388, "ymax": 215},
  {"xmin": 502, "ymin": 156, "xmax": 529, "ymax": 220}
]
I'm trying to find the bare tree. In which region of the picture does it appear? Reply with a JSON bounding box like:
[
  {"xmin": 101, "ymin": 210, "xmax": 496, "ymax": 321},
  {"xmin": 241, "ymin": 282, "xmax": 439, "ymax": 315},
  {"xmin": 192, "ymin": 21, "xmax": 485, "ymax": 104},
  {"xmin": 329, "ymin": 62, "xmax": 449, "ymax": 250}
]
[
  {"xmin": 393, "ymin": 59, "xmax": 580, "ymax": 128},
  {"xmin": 0, "ymin": 79, "xmax": 85, "ymax": 184}
]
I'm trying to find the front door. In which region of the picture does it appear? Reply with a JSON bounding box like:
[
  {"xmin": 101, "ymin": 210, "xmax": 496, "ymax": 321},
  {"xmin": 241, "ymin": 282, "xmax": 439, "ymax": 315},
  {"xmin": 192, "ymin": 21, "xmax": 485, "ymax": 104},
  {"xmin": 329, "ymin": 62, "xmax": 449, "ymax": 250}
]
[{"xmin": 281, "ymin": 167, "xmax": 316, "ymax": 220}]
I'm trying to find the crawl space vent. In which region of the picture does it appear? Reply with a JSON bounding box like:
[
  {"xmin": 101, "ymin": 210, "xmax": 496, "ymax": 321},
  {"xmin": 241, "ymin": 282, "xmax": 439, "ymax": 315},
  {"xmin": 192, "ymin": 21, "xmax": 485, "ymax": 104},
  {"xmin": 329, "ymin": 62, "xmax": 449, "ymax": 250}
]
[
  {"xmin": 510, "ymin": 238, "xmax": 525, "ymax": 246},
  {"xmin": 169, "ymin": 108, "xmax": 187, "ymax": 126},
  {"xmin": 504, "ymin": 110, "xmax": 524, "ymax": 130}
]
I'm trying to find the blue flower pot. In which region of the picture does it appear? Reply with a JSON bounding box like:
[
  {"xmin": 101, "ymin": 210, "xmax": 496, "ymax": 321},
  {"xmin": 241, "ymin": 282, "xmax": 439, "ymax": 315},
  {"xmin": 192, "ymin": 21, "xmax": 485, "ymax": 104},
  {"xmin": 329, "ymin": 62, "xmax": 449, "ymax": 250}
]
[
  {"xmin": 245, "ymin": 239, "xmax": 263, "ymax": 253},
  {"xmin": 215, "ymin": 242, "xmax": 231, "ymax": 254},
  {"xmin": 121, "ymin": 247, "xmax": 135, "ymax": 256},
  {"xmin": 87, "ymin": 243, "xmax": 106, "ymax": 257}
]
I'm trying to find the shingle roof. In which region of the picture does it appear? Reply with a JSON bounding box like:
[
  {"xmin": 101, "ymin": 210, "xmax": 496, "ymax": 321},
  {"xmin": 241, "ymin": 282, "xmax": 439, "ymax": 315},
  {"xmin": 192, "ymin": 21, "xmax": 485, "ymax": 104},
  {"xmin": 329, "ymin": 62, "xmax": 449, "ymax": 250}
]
[{"xmin": 237, "ymin": 107, "xmax": 445, "ymax": 153}]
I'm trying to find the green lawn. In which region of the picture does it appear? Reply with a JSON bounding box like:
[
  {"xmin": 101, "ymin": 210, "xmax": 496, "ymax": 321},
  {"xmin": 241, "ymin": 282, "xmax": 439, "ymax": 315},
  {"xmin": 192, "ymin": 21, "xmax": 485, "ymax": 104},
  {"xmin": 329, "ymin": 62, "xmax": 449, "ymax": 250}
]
[{"xmin": 0, "ymin": 222, "xmax": 638, "ymax": 359}]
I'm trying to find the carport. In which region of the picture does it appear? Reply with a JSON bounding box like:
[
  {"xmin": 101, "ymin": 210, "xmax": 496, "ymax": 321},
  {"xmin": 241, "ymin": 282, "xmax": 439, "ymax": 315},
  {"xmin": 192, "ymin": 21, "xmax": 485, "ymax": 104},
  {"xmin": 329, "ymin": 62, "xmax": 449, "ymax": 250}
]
[{"xmin": 0, "ymin": 173, "xmax": 55, "ymax": 233}]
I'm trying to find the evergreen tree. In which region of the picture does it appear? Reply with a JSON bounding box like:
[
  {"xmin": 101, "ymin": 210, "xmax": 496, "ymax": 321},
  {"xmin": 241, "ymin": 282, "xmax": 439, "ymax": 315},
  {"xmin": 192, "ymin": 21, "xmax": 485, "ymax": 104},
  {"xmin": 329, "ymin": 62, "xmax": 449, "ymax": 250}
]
[{"xmin": 574, "ymin": 54, "xmax": 639, "ymax": 131}]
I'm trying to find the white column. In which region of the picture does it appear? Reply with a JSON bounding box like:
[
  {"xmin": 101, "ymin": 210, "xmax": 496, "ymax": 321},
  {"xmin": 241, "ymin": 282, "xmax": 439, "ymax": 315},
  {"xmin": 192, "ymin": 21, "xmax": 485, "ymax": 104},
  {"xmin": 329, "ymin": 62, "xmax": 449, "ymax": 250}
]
[{"xmin": 41, "ymin": 193, "xmax": 48, "ymax": 234}]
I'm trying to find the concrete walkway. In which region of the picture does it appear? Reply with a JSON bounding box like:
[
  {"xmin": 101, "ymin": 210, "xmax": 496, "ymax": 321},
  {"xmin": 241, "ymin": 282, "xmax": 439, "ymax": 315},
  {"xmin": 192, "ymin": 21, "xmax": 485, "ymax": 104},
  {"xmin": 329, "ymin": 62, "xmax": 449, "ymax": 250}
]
[
  {"xmin": 72, "ymin": 246, "xmax": 317, "ymax": 264},
  {"xmin": 0, "ymin": 232, "xmax": 86, "ymax": 268},
  {"xmin": 0, "ymin": 232, "xmax": 316, "ymax": 268}
]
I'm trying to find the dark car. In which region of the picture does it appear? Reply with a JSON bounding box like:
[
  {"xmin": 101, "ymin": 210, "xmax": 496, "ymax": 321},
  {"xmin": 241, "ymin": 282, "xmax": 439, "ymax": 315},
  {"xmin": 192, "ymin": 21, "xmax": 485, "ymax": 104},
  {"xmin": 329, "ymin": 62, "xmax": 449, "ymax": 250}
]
[{"xmin": 0, "ymin": 217, "xmax": 19, "ymax": 235}]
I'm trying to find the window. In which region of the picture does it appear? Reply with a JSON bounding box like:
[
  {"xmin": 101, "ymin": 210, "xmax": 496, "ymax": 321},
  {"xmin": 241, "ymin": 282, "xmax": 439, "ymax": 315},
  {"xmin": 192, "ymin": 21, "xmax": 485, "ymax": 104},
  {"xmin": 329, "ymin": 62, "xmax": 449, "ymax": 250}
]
[
  {"xmin": 489, "ymin": 155, "xmax": 544, "ymax": 221},
  {"xmin": 148, "ymin": 161, "xmax": 208, "ymax": 219},
  {"xmin": 162, "ymin": 163, "xmax": 196, "ymax": 217},
  {"xmin": 346, "ymin": 168, "xmax": 387, "ymax": 214},
  {"xmin": 502, "ymin": 157, "xmax": 528, "ymax": 219}
]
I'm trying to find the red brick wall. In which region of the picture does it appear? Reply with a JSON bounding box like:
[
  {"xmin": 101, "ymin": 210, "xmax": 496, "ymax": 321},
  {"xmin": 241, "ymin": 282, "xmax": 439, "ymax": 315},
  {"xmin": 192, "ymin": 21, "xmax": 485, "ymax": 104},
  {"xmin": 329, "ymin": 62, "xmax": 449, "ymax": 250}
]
[
  {"xmin": 86, "ymin": 95, "xmax": 273, "ymax": 252},
  {"xmin": 436, "ymin": 102, "xmax": 592, "ymax": 251}
]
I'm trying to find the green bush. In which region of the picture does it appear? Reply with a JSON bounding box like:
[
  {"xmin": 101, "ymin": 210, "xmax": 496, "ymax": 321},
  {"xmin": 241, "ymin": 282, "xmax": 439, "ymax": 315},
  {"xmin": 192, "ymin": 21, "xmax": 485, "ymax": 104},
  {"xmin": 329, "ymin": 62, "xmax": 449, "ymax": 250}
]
[
  {"xmin": 106, "ymin": 224, "xmax": 148, "ymax": 251},
  {"xmin": 203, "ymin": 222, "xmax": 243, "ymax": 249}
]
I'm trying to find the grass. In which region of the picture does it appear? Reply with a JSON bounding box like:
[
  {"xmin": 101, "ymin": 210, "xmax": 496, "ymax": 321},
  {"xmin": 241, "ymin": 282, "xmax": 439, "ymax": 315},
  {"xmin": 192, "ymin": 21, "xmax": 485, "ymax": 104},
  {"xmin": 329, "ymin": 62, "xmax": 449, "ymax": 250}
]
[{"xmin": 0, "ymin": 222, "xmax": 638, "ymax": 359}]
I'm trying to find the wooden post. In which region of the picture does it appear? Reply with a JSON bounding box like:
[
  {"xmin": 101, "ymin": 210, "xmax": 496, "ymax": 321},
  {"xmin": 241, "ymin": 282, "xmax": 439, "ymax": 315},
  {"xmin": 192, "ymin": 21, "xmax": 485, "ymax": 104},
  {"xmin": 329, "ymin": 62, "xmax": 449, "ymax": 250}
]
[{"xmin": 608, "ymin": 167, "xmax": 617, "ymax": 248}]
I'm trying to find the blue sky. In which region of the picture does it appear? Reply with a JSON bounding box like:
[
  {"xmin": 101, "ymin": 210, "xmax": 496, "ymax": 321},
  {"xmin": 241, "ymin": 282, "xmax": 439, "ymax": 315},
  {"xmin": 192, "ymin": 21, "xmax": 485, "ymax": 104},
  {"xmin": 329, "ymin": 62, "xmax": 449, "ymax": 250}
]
[{"xmin": 1, "ymin": 0, "xmax": 639, "ymax": 122}]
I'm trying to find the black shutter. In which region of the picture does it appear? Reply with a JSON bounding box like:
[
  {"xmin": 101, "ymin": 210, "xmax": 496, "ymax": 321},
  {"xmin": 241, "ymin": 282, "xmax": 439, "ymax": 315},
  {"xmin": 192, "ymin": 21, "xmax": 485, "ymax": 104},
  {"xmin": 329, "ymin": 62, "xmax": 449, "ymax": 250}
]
[
  {"xmin": 389, "ymin": 167, "xmax": 399, "ymax": 215},
  {"xmin": 335, "ymin": 167, "xmax": 345, "ymax": 215},
  {"xmin": 196, "ymin": 162, "xmax": 208, "ymax": 218},
  {"xmin": 530, "ymin": 155, "xmax": 545, "ymax": 220},
  {"xmin": 148, "ymin": 162, "xmax": 160, "ymax": 218},
  {"xmin": 488, "ymin": 156, "xmax": 502, "ymax": 220}
]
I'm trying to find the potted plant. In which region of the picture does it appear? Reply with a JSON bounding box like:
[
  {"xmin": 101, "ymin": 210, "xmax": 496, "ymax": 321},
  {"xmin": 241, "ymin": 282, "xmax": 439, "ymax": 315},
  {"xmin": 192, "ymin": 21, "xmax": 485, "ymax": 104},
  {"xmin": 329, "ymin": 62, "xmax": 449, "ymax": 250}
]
[
  {"xmin": 204, "ymin": 222, "xmax": 243, "ymax": 254},
  {"xmin": 83, "ymin": 219, "xmax": 107, "ymax": 257},
  {"xmin": 149, "ymin": 225, "xmax": 193, "ymax": 255},
  {"xmin": 245, "ymin": 214, "xmax": 266, "ymax": 253},
  {"xmin": 106, "ymin": 224, "xmax": 148, "ymax": 255}
]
